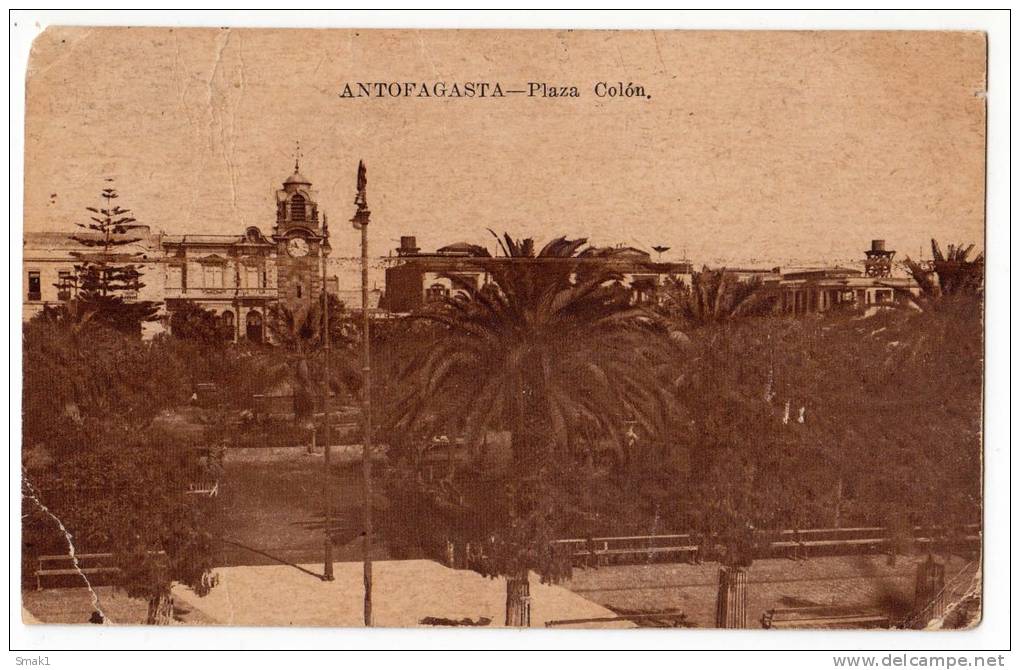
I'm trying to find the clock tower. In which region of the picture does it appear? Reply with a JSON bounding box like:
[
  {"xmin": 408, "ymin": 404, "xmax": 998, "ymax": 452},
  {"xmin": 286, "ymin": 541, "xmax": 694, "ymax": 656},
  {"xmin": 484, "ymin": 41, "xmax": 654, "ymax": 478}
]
[{"xmin": 273, "ymin": 158, "xmax": 329, "ymax": 314}]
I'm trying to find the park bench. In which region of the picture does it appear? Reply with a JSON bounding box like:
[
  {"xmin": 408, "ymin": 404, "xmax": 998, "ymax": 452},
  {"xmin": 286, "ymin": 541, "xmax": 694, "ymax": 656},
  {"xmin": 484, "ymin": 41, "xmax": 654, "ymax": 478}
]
[
  {"xmin": 546, "ymin": 610, "xmax": 688, "ymax": 628},
  {"xmin": 35, "ymin": 553, "xmax": 120, "ymax": 590},
  {"xmin": 765, "ymin": 526, "xmax": 985, "ymax": 559},
  {"xmin": 761, "ymin": 605, "xmax": 889, "ymax": 629},
  {"xmin": 555, "ymin": 535, "xmax": 701, "ymax": 567},
  {"xmin": 193, "ymin": 382, "xmax": 218, "ymax": 406},
  {"xmin": 586, "ymin": 545, "xmax": 700, "ymax": 564},
  {"xmin": 771, "ymin": 535, "xmax": 890, "ymax": 559},
  {"xmin": 914, "ymin": 534, "xmax": 981, "ymax": 546},
  {"xmin": 552, "ymin": 525, "xmax": 982, "ymax": 568},
  {"xmin": 185, "ymin": 480, "xmax": 220, "ymax": 497},
  {"xmin": 35, "ymin": 550, "xmax": 169, "ymax": 590}
]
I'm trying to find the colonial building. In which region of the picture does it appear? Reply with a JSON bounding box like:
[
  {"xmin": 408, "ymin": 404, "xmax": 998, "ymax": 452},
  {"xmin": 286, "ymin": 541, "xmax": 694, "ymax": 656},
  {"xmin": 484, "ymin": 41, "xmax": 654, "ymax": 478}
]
[
  {"xmin": 23, "ymin": 162, "xmax": 336, "ymax": 342},
  {"xmin": 22, "ymin": 228, "xmax": 165, "ymax": 337},
  {"xmin": 160, "ymin": 229, "xmax": 278, "ymax": 343},
  {"xmin": 161, "ymin": 161, "xmax": 332, "ymax": 342},
  {"xmin": 380, "ymin": 235, "xmax": 694, "ymax": 313},
  {"xmin": 25, "ymin": 176, "xmax": 921, "ymax": 334},
  {"xmin": 765, "ymin": 240, "xmax": 919, "ymax": 314},
  {"xmin": 577, "ymin": 245, "xmax": 694, "ymax": 304}
]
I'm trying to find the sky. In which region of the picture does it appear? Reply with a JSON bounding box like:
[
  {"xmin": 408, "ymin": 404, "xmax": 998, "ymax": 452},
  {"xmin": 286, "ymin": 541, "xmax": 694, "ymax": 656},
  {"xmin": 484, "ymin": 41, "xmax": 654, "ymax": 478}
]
[{"xmin": 24, "ymin": 28, "xmax": 986, "ymax": 288}]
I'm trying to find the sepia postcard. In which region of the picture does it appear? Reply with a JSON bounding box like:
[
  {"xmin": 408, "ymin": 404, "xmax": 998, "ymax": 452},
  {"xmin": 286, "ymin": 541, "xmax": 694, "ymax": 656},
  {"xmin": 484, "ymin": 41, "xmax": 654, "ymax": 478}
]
[{"xmin": 18, "ymin": 24, "xmax": 988, "ymax": 635}]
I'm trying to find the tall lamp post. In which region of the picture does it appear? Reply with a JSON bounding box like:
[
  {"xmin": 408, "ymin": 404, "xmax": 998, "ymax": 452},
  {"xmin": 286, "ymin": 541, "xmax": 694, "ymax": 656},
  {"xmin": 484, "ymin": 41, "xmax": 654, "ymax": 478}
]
[
  {"xmin": 321, "ymin": 214, "xmax": 334, "ymax": 581},
  {"xmin": 351, "ymin": 161, "xmax": 373, "ymax": 627}
]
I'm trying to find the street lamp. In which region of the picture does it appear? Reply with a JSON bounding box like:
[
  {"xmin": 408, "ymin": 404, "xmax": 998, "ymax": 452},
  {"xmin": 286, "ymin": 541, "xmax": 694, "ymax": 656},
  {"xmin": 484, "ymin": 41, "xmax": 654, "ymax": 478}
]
[
  {"xmin": 321, "ymin": 214, "xmax": 334, "ymax": 582},
  {"xmin": 351, "ymin": 161, "xmax": 373, "ymax": 627}
]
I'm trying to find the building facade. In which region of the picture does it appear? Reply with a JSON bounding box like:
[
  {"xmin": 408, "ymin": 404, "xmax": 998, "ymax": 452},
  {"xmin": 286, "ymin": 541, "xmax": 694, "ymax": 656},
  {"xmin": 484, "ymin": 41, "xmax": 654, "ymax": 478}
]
[
  {"xmin": 23, "ymin": 163, "xmax": 335, "ymax": 341},
  {"xmin": 25, "ymin": 180, "xmax": 920, "ymax": 335},
  {"xmin": 380, "ymin": 236, "xmax": 695, "ymax": 313},
  {"xmin": 22, "ymin": 229, "xmax": 165, "ymax": 336},
  {"xmin": 765, "ymin": 241, "xmax": 919, "ymax": 314}
]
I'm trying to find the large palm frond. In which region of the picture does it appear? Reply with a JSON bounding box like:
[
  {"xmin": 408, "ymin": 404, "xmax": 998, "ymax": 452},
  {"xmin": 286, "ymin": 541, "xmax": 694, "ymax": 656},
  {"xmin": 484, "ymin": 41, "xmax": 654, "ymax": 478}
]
[
  {"xmin": 660, "ymin": 267, "xmax": 774, "ymax": 330},
  {"xmin": 265, "ymin": 302, "xmax": 361, "ymax": 424},
  {"xmin": 900, "ymin": 238, "xmax": 984, "ymax": 308},
  {"xmin": 393, "ymin": 234, "xmax": 673, "ymax": 467}
]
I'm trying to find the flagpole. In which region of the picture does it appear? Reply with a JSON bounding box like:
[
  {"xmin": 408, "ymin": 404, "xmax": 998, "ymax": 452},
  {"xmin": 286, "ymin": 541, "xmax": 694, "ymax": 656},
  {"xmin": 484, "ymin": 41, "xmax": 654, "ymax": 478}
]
[{"xmin": 352, "ymin": 161, "xmax": 373, "ymax": 627}]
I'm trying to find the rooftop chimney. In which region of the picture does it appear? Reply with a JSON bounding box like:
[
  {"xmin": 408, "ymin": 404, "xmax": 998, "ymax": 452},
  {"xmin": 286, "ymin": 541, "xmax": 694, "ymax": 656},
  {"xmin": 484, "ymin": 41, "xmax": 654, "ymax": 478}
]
[{"xmin": 398, "ymin": 235, "xmax": 420, "ymax": 256}]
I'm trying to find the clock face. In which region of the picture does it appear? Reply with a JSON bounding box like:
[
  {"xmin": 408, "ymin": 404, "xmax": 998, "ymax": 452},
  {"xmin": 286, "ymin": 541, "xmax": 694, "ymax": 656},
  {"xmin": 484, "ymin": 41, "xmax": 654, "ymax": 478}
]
[{"xmin": 287, "ymin": 238, "xmax": 309, "ymax": 258}]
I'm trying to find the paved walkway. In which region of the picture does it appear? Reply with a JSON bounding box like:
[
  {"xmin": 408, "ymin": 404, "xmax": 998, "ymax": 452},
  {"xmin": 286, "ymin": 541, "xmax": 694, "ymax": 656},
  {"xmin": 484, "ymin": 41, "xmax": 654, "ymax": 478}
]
[{"xmin": 172, "ymin": 559, "xmax": 633, "ymax": 628}]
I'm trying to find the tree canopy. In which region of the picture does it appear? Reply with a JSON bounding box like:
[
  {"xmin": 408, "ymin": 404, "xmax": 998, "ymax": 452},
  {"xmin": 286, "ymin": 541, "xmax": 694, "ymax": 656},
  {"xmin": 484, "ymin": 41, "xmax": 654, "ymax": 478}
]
[
  {"xmin": 22, "ymin": 319, "xmax": 220, "ymax": 622},
  {"xmin": 382, "ymin": 233, "xmax": 675, "ymax": 624},
  {"xmin": 65, "ymin": 185, "xmax": 160, "ymax": 335}
]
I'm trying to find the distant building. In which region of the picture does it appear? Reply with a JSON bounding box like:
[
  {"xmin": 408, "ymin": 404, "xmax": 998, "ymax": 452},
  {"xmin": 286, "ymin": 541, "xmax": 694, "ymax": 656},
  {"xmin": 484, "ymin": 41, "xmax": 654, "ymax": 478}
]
[
  {"xmin": 768, "ymin": 267, "xmax": 912, "ymax": 314},
  {"xmin": 160, "ymin": 228, "xmax": 280, "ymax": 343},
  {"xmin": 765, "ymin": 241, "xmax": 919, "ymax": 314},
  {"xmin": 380, "ymin": 235, "xmax": 694, "ymax": 313},
  {"xmin": 22, "ymin": 162, "xmax": 339, "ymax": 341},
  {"xmin": 162, "ymin": 161, "xmax": 335, "ymax": 342},
  {"xmin": 26, "ymin": 189, "xmax": 920, "ymax": 336},
  {"xmin": 22, "ymin": 228, "xmax": 166, "ymax": 337}
]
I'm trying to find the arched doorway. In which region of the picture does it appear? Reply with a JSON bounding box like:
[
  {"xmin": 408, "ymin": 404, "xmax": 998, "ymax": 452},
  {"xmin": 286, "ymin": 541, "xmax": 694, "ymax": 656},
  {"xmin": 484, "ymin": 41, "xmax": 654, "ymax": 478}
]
[
  {"xmin": 220, "ymin": 310, "xmax": 235, "ymax": 341},
  {"xmin": 245, "ymin": 310, "xmax": 263, "ymax": 343}
]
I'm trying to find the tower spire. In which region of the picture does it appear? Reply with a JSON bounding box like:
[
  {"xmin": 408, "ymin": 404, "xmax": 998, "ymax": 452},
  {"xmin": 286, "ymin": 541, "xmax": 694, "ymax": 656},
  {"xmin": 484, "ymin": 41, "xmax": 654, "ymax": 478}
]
[{"xmin": 293, "ymin": 140, "xmax": 302, "ymax": 173}]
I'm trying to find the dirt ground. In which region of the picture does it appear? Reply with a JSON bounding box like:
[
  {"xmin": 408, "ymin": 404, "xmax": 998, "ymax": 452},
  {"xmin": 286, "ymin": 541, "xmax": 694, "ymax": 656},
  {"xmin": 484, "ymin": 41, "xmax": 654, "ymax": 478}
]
[
  {"xmin": 213, "ymin": 447, "xmax": 388, "ymax": 566},
  {"xmin": 23, "ymin": 554, "xmax": 978, "ymax": 629},
  {"xmin": 21, "ymin": 586, "xmax": 217, "ymax": 625},
  {"xmin": 171, "ymin": 560, "xmax": 632, "ymax": 628},
  {"xmin": 563, "ymin": 553, "xmax": 980, "ymax": 629},
  {"xmin": 22, "ymin": 561, "xmax": 632, "ymax": 629}
]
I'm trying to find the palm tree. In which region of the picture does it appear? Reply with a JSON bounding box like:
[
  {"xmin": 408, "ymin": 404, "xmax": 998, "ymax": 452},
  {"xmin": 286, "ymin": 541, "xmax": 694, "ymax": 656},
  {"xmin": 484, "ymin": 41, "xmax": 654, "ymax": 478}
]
[
  {"xmin": 391, "ymin": 233, "xmax": 673, "ymax": 626},
  {"xmin": 267, "ymin": 299, "xmax": 360, "ymax": 429},
  {"xmin": 902, "ymin": 239, "xmax": 984, "ymax": 305},
  {"xmin": 658, "ymin": 267, "xmax": 774, "ymax": 333}
]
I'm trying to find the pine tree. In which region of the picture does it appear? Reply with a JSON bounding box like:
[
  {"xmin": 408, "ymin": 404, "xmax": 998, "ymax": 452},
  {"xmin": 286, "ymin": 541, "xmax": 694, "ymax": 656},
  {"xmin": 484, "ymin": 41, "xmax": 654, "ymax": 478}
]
[{"xmin": 69, "ymin": 183, "xmax": 160, "ymax": 334}]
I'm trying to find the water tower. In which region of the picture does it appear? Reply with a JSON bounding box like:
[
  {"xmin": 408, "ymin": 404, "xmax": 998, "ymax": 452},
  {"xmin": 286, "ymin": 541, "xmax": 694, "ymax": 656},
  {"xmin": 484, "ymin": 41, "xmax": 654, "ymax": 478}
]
[{"xmin": 864, "ymin": 239, "xmax": 895, "ymax": 277}]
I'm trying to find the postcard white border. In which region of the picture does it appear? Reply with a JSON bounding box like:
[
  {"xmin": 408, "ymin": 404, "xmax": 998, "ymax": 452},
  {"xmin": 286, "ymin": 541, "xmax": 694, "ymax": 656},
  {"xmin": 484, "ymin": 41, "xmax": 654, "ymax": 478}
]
[{"xmin": 6, "ymin": 9, "xmax": 1012, "ymax": 662}]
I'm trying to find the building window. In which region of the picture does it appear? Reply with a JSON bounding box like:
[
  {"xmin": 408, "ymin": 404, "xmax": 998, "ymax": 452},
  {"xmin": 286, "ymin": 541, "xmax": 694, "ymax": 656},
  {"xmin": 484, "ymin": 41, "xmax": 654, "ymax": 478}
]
[
  {"xmin": 246, "ymin": 310, "xmax": 263, "ymax": 343},
  {"xmin": 630, "ymin": 275, "xmax": 658, "ymax": 304},
  {"xmin": 426, "ymin": 283, "xmax": 448, "ymax": 302},
  {"xmin": 244, "ymin": 265, "xmax": 260, "ymax": 289},
  {"xmin": 57, "ymin": 271, "xmax": 73, "ymax": 301},
  {"xmin": 203, "ymin": 265, "xmax": 224, "ymax": 288},
  {"xmin": 291, "ymin": 194, "xmax": 306, "ymax": 222},
  {"xmin": 296, "ymin": 284, "xmax": 303, "ymax": 299},
  {"xmin": 27, "ymin": 271, "xmax": 41, "ymax": 301},
  {"xmin": 220, "ymin": 311, "xmax": 235, "ymax": 340},
  {"xmin": 167, "ymin": 265, "xmax": 183, "ymax": 290}
]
